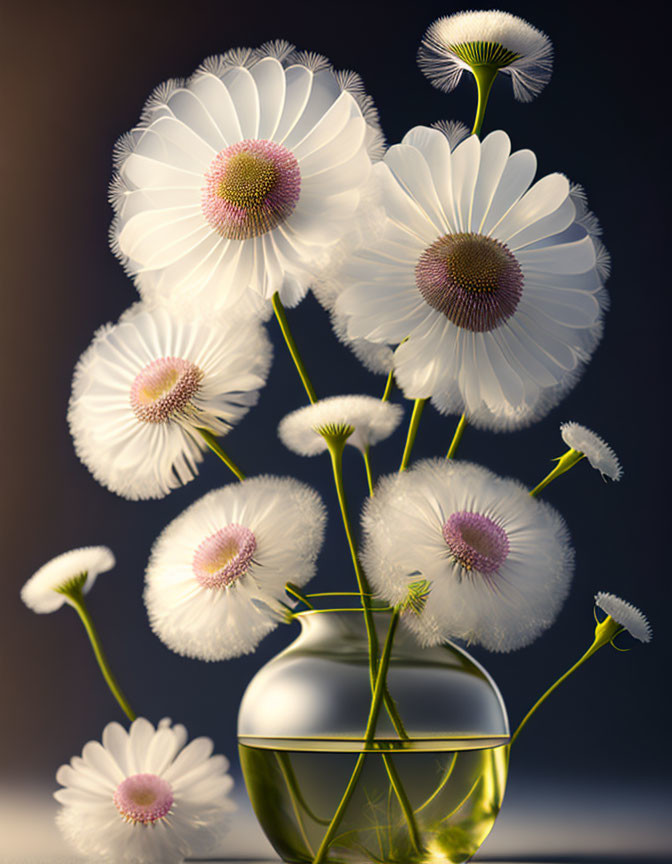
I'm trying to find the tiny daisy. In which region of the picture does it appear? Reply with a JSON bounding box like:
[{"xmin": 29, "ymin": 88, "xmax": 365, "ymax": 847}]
[
  {"xmin": 55, "ymin": 717, "xmax": 235, "ymax": 863},
  {"xmin": 418, "ymin": 10, "xmax": 553, "ymax": 103},
  {"xmin": 361, "ymin": 459, "xmax": 574, "ymax": 651},
  {"xmin": 595, "ymin": 592, "xmax": 652, "ymax": 643},
  {"xmin": 21, "ymin": 547, "xmax": 115, "ymax": 614},
  {"xmin": 278, "ymin": 395, "xmax": 403, "ymax": 456},
  {"xmin": 335, "ymin": 127, "xmax": 608, "ymax": 431},
  {"xmin": 68, "ymin": 304, "xmax": 271, "ymax": 500},
  {"xmin": 560, "ymin": 422, "xmax": 622, "ymax": 481},
  {"xmin": 111, "ymin": 42, "xmax": 383, "ymax": 316},
  {"xmin": 145, "ymin": 477, "xmax": 326, "ymax": 660}
]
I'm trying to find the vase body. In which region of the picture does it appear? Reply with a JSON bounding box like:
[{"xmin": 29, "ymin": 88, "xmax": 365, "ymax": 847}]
[{"xmin": 238, "ymin": 611, "xmax": 509, "ymax": 864}]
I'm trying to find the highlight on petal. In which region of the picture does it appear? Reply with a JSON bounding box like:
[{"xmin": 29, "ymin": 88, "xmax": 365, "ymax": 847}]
[
  {"xmin": 560, "ymin": 421, "xmax": 622, "ymax": 481},
  {"xmin": 21, "ymin": 547, "xmax": 115, "ymax": 614}
]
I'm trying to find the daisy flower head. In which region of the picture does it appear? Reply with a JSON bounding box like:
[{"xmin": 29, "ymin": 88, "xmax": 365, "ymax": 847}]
[
  {"xmin": 418, "ymin": 10, "xmax": 553, "ymax": 102},
  {"xmin": 111, "ymin": 41, "xmax": 383, "ymax": 317},
  {"xmin": 68, "ymin": 303, "xmax": 272, "ymax": 500},
  {"xmin": 145, "ymin": 476, "xmax": 326, "ymax": 660},
  {"xmin": 55, "ymin": 716, "xmax": 235, "ymax": 863},
  {"xmin": 21, "ymin": 546, "xmax": 115, "ymax": 614},
  {"xmin": 560, "ymin": 421, "xmax": 622, "ymax": 481},
  {"xmin": 335, "ymin": 127, "xmax": 608, "ymax": 431},
  {"xmin": 361, "ymin": 459, "xmax": 574, "ymax": 651},
  {"xmin": 278, "ymin": 395, "xmax": 403, "ymax": 456},
  {"xmin": 595, "ymin": 592, "xmax": 652, "ymax": 643}
]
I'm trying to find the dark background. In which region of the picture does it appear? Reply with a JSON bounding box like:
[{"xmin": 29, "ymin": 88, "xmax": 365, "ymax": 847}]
[{"xmin": 1, "ymin": 0, "xmax": 667, "ymax": 815}]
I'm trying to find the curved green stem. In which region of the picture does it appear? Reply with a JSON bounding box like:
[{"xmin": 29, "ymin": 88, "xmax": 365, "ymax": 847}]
[
  {"xmin": 285, "ymin": 583, "xmax": 315, "ymax": 609},
  {"xmin": 275, "ymin": 752, "xmax": 331, "ymax": 826},
  {"xmin": 529, "ymin": 449, "xmax": 585, "ymax": 497},
  {"xmin": 381, "ymin": 753, "xmax": 422, "ymax": 853},
  {"xmin": 68, "ymin": 592, "xmax": 136, "ymax": 722},
  {"xmin": 399, "ymin": 399, "xmax": 427, "ymax": 472},
  {"xmin": 312, "ymin": 611, "xmax": 401, "ymax": 864},
  {"xmin": 306, "ymin": 592, "xmax": 373, "ymax": 598},
  {"xmin": 415, "ymin": 752, "xmax": 458, "ymax": 814},
  {"xmin": 509, "ymin": 615, "xmax": 623, "ymax": 747},
  {"xmin": 272, "ymin": 292, "xmax": 317, "ymax": 404},
  {"xmin": 381, "ymin": 369, "xmax": 395, "ymax": 402},
  {"xmin": 362, "ymin": 447, "xmax": 375, "ymax": 496},
  {"xmin": 471, "ymin": 65, "xmax": 499, "ymax": 137},
  {"xmin": 446, "ymin": 413, "xmax": 467, "ymax": 460},
  {"xmin": 197, "ymin": 429, "xmax": 245, "ymax": 481}
]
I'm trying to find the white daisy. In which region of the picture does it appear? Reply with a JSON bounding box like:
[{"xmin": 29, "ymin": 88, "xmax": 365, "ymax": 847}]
[
  {"xmin": 418, "ymin": 10, "xmax": 553, "ymax": 102},
  {"xmin": 54, "ymin": 716, "xmax": 235, "ymax": 863},
  {"xmin": 560, "ymin": 421, "xmax": 622, "ymax": 481},
  {"xmin": 278, "ymin": 395, "xmax": 403, "ymax": 456},
  {"xmin": 144, "ymin": 476, "xmax": 326, "ymax": 660},
  {"xmin": 595, "ymin": 592, "xmax": 652, "ymax": 643},
  {"xmin": 335, "ymin": 127, "xmax": 608, "ymax": 431},
  {"xmin": 361, "ymin": 459, "xmax": 574, "ymax": 651},
  {"xmin": 21, "ymin": 546, "xmax": 115, "ymax": 614},
  {"xmin": 111, "ymin": 42, "xmax": 383, "ymax": 317},
  {"xmin": 68, "ymin": 304, "xmax": 271, "ymax": 500}
]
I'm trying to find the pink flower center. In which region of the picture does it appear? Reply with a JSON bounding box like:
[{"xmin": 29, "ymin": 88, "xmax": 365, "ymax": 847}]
[
  {"xmin": 415, "ymin": 233, "xmax": 523, "ymax": 331},
  {"xmin": 442, "ymin": 511, "xmax": 510, "ymax": 574},
  {"xmin": 113, "ymin": 773, "xmax": 173, "ymax": 825},
  {"xmin": 130, "ymin": 357, "xmax": 203, "ymax": 424},
  {"xmin": 202, "ymin": 139, "xmax": 301, "ymax": 240},
  {"xmin": 193, "ymin": 524, "xmax": 257, "ymax": 589}
]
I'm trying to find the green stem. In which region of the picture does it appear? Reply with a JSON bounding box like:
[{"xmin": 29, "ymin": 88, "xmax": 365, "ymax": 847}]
[
  {"xmin": 272, "ymin": 291, "xmax": 317, "ymax": 404},
  {"xmin": 471, "ymin": 65, "xmax": 499, "ymax": 137},
  {"xmin": 285, "ymin": 583, "xmax": 315, "ymax": 609},
  {"xmin": 275, "ymin": 752, "xmax": 331, "ymax": 826},
  {"xmin": 381, "ymin": 753, "xmax": 422, "ymax": 853},
  {"xmin": 312, "ymin": 611, "xmax": 401, "ymax": 864},
  {"xmin": 446, "ymin": 413, "xmax": 467, "ymax": 460},
  {"xmin": 529, "ymin": 449, "xmax": 585, "ymax": 497},
  {"xmin": 68, "ymin": 592, "xmax": 136, "ymax": 722},
  {"xmin": 197, "ymin": 428, "xmax": 245, "ymax": 481},
  {"xmin": 509, "ymin": 615, "xmax": 623, "ymax": 747},
  {"xmin": 399, "ymin": 399, "xmax": 426, "ymax": 472},
  {"xmin": 306, "ymin": 592, "xmax": 373, "ymax": 598},
  {"xmin": 362, "ymin": 447, "xmax": 375, "ymax": 496},
  {"xmin": 415, "ymin": 752, "xmax": 458, "ymax": 813},
  {"xmin": 381, "ymin": 369, "xmax": 395, "ymax": 402}
]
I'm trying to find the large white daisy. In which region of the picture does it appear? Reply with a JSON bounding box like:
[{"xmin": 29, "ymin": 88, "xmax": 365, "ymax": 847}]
[
  {"xmin": 144, "ymin": 476, "xmax": 326, "ymax": 661},
  {"xmin": 55, "ymin": 717, "xmax": 235, "ymax": 863},
  {"xmin": 361, "ymin": 459, "xmax": 574, "ymax": 651},
  {"xmin": 68, "ymin": 304, "xmax": 271, "ymax": 500},
  {"xmin": 418, "ymin": 10, "xmax": 553, "ymax": 102},
  {"xmin": 111, "ymin": 42, "xmax": 383, "ymax": 316},
  {"xmin": 335, "ymin": 126, "xmax": 608, "ymax": 431}
]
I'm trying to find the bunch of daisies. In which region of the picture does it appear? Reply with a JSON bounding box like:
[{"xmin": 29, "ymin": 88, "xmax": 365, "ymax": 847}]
[{"xmin": 22, "ymin": 14, "xmax": 650, "ymax": 864}]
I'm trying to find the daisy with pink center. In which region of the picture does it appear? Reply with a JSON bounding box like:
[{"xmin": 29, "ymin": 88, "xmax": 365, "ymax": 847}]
[
  {"xmin": 144, "ymin": 477, "xmax": 326, "ymax": 661},
  {"xmin": 361, "ymin": 459, "xmax": 574, "ymax": 651},
  {"xmin": 111, "ymin": 41, "xmax": 383, "ymax": 317},
  {"xmin": 68, "ymin": 303, "xmax": 271, "ymax": 500},
  {"xmin": 55, "ymin": 717, "xmax": 235, "ymax": 863}
]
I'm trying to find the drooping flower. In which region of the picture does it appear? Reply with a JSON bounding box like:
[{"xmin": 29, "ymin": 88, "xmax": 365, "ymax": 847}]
[
  {"xmin": 144, "ymin": 477, "xmax": 326, "ymax": 660},
  {"xmin": 68, "ymin": 304, "xmax": 271, "ymax": 500},
  {"xmin": 418, "ymin": 10, "xmax": 553, "ymax": 102},
  {"xmin": 361, "ymin": 459, "xmax": 574, "ymax": 651},
  {"xmin": 595, "ymin": 592, "xmax": 651, "ymax": 643},
  {"xmin": 110, "ymin": 42, "xmax": 383, "ymax": 317},
  {"xmin": 55, "ymin": 717, "xmax": 235, "ymax": 863},
  {"xmin": 560, "ymin": 421, "xmax": 622, "ymax": 481},
  {"xmin": 335, "ymin": 127, "xmax": 608, "ymax": 431},
  {"xmin": 21, "ymin": 547, "xmax": 115, "ymax": 614},
  {"xmin": 278, "ymin": 395, "xmax": 403, "ymax": 456}
]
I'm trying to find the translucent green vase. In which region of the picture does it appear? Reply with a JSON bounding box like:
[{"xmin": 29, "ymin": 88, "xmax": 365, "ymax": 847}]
[{"xmin": 238, "ymin": 610, "xmax": 509, "ymax": 864}]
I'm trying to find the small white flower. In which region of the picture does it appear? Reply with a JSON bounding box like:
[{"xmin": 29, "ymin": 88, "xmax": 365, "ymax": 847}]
[
  {"xmin": 54, "ymin": 716, "xmax": 235, "ymax": 863},
  {"xmin": 68, "ymin": 304, "xmax": 271, "ymax": 500},
  {"xmin": 335, "ymin": 127, "xmax": 608, "ymax": 431},
  {"xmin": 278, "ymin": 395, "xmax": 403, "ymax": 455},
  {"xmin": 595, "ymin": 592, "xmax": 652, "ymax": 643},
  {"xmin": 21, "ymin": 547, "xmax": 115, "ymax": 614},
  {"xmin": 361, "ymin": 459, "xmax": 574, "ymax": 651},
  {"xmin": 111, "ymin": 42, "xmax": 383, "ymax": 316},
  {"xmin": 560, "ymin": 422, "xmax": 622, "ymax": 481},
  {"xmin": 145, "ymin": 477, "xmax": 326, "ymax": 660},
  {"xmin": 418, "ymin": 10, "xmax": 553, "ymax": 102}
]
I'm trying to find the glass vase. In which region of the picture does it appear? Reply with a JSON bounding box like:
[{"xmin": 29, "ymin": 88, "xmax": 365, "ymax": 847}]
[{"xmin": 238, "ymin": 610, "xmax": 509, "ymax": 864}]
